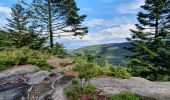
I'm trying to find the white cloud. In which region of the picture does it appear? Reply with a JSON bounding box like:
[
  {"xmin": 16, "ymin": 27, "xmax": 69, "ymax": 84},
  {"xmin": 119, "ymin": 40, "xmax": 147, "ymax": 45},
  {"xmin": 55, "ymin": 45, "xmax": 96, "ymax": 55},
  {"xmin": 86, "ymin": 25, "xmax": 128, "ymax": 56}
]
[
  {"xmin": 101, "ymin": 24, "xmax": 136, "ymax": 38},
  {"xmin": 58, "ymin": 23, "xmax": 136, "ymax": 49},
  {"xmin": 0, "ymin": 6, "xmax": 11, "ymax": 28},
  {"xmin": 84, "ymin": 16, "xmax": 136, "ymax": 28},
  {"xmin": 0, "ymin": 6, "xmax": 11, "ymax": 16},
  {"xmin": 117, "ymin": 0, "xmax": 145, "ymax": 14},
  {"xmin": 84, "ymin": 19, "xmax": 105, "ymax": 27},
  {"xmin": 57, "ymin": 16, "xmax": 137, "ymax": 49},
  {"xmin": 81, "ymin": 7, "xmax": 92, "ymax": 12}
]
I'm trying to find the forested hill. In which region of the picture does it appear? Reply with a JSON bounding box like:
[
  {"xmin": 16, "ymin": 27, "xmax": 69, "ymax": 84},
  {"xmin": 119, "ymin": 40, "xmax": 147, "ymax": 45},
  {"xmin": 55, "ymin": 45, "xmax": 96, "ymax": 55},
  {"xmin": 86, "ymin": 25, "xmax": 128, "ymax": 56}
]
[{"xmin": 73, "ymin": 42, "xmax": 131, "ymax": 66}]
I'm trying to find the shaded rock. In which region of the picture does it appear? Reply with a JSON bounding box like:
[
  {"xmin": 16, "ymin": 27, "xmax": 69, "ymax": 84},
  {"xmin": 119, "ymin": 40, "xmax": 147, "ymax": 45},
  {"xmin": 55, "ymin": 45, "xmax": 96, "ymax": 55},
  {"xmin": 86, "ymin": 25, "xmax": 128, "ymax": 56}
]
[
  {"xmin": 51, "ymin": 75, "xmax": 75, "ymax": 100},
  {"xmin": 0, "ymin": 65, "xmax": 40, "ymax": 80},
  {"xmin": 0, "ymin": 83, "xmax": 30, "ymax": 100},
  {"xmin": 90, "ymin": 77, "xmax": 170, "ymax": 100}
]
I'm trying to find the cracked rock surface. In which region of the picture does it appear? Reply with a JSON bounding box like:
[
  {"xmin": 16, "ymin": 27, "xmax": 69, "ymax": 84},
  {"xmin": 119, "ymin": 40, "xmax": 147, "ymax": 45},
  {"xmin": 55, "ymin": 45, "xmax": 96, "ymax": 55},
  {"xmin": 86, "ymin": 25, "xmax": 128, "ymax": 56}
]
[{"xmin": 90, "ymin": 77, "xmax": 170, "ymax": 100}]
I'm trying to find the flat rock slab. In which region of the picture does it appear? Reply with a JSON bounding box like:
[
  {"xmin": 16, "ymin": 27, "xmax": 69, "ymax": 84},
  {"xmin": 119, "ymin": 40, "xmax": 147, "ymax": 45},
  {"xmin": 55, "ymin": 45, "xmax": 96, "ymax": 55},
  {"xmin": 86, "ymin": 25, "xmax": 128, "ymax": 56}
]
[
  {"xmin": 25, "ymin": 71, "xmax": 51, "ymax": 85},
  {"xmin": 0, "ymin": 65, "xmax": 40, "ymax": 80},
  {"xmin": 90, "ymin": 77, "xmax": 170, "ymax": 100}
]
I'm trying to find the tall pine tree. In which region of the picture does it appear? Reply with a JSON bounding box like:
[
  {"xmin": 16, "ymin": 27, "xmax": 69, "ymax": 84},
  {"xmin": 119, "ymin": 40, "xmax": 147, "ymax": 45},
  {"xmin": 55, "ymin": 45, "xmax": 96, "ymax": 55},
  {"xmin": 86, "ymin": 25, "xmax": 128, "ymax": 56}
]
[
  {"xmin": 6, "ymin": 3, "xmax": 28, "ymax": 47},
  {"xmin": 6, "ymin": 3, "xmax": 46, "ymax": 49},
  {"xmin": 127, "ymin": 0, "xmax": 170, "ymax": 81},
  {"xmin": 29, "ymin": 0, "xmax": 88, "ymax": 48}
]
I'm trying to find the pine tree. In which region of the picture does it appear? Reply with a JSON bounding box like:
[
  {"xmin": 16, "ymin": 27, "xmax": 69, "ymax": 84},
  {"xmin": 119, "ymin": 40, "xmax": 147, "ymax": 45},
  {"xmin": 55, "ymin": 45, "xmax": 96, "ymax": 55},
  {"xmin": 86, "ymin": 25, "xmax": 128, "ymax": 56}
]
[
  {"xmin": 0, "ymin": 30, "xmax": 12, "ymax": 50},
  {"xmin": 29, "ymin": 0, "xmax": 88, "ymax": 48},
  {"xmin": 6, "ymin": 3, "xmax": 29, "ymax": 47},
  {"xmin": 6, "ymin": 3, "xmax": 46, "ymax": 49},
  {"xmin": 126, "ymin": 0, "xmax": 170, "ymax": 80}
]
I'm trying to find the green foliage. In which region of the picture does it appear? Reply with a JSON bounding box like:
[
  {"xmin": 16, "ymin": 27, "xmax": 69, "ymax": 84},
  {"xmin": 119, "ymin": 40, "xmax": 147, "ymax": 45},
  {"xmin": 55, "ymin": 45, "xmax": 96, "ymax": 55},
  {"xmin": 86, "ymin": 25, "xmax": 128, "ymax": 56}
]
[
  {"xmin": 73, "ymin": 60, "xmax": 131, "ymax": 80},
  {"xmin": 42, "ymin": 42, "xmax": 68, "ymax": 58},
  {"xmin": 2, "ymin": 3, "xmax": 46, "ymax": 50},
  {"xmin": 109, "ymin": 92, "xmax": 139, "ymax": 100},
  {"xmin": 98, "ymin": 67, "xmax": 112, "ymax": 76},
  {"xmin": 126, "ymin": 0, "xmax": 170, "ymax": 81},
  {"xmin": 30, "ymin": 0, "xmax": 87, "ymax": 48},
  {"xmin": 86, "ymin": 54, "xmax": 107, "ymax": 67},
  {"xmin": 109, "ymin": 66, "xmax": 131, "ymax": 79},
  {"xmin": 73, "ymin": 62, "xmax": 99, "ymax": 82},
  {"xmin": 83, "ymin": 84, "xmax": 98, "ymax": 94},
  {"xmin": 64, "ymin": 79, "xmax": 99, "ymax": 100},
  {"xmin": 0, "ymin": 30, "xmax": 12, "ymax": 51},
  {"xmin": 0, "ymin": 48, "xmax": 52, "ymax": 71}
]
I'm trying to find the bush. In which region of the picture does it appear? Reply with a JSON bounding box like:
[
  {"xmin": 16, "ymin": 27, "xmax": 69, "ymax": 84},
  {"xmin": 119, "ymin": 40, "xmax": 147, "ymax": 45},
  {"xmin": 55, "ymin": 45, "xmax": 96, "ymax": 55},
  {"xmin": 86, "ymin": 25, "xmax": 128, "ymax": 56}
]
[
  {"xmin": 73, "ymin": 62, "xmax": 100, "ymax": 82},
  {"xmin": 109, "ymin": 92, "xmax": 139, "ymax": 100},
  {"xmin": 109, "ymin": 66, "xmax": 131, "ymax": 79},
  {"xmin": 41, "ymin": 42, "xmax": 68, "ymax": 58},
  {"xmin": 0, "ymin": 47, "xmax": 53, "ymax": 71},
  {"xmin": 64, "ymin": 79, "xmax": 99, "ymax": 100},
  {"xmin": 83, "ymin": 84, "xmax": 98, "ymax": 94},
  {"xmin": 73, "ymin": 61, "xmax": 131, "ymax": 80}
]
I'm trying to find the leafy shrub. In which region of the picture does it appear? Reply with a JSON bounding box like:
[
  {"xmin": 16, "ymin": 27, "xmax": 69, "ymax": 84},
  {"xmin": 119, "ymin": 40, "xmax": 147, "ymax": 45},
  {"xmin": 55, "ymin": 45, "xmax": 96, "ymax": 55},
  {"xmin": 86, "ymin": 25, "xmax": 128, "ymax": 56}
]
[
  {"xmin": 0, "ymin": 54, "xmax": 15, "ymax": 70},
  {"xmin": 83, "ymin": 84, "xmax": 98, "ymax": 94},
  {"xmin": 98, "ymin": 67, "xmax": 112, "ymax": 76},
  {"xmin": 64, "ymin": 79, "xmax": 99, "ymax": 100},
  {"xmin": 0, "ymin": 47, "xmax": 52, "ymax": 71},
  {"xmin": 109, "ymin": 92, "xmax": 139, "ymax": 100},
  {"xmin": 73, "ymin": 60, "xmax": 131, "ymax": 81},
  {"xmin": 73, "ymin": 62, "xmax": 100, "ymax": 82},
  {"xmin": 109, "ymin": 66, "xmax": 131, "ymax": 79},
  {"xmin": 42, "ymin": 42, "xmax": 68, "ymax": 58}
]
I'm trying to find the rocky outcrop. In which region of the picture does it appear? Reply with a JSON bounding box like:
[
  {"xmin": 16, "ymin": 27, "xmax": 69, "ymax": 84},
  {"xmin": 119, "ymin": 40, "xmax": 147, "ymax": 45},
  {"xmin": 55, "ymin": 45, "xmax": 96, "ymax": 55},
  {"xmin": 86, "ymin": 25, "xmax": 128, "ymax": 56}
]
[
  {"xmin": 0, "ymin": 65, "xmax": 40, "ymax": 80},
  {"xmin": 90, "ymin": 77, "xmax": 170, "ymax": 100},
  {"xmin": 0, "ymin": 65, "xmax": 51, "ymax": 100},
  {"xmin": 25, "ymin": 71, "xmax": 51, "ymax": 85},
  {"xmin": 0, "ymin": 64, "xmax": 75, "ymax": 100},
  {"xmin": 1, "ymin": 64, "xmax": 170, "ymax": 100},
  {"xmin": 0, "ymin": 83, "xmax": 30, "ymax": 100}
]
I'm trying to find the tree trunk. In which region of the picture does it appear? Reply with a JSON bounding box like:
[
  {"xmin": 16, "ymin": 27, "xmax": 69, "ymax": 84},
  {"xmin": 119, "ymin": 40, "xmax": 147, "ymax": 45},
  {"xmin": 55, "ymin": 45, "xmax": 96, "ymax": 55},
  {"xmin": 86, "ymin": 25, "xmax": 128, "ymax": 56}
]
[
  {"xmin": 154, "ymin": 18, "xmax": 159, "ymax": 52},
  {"xmin": 48, "ymin": 0, "xmax": 54, "ymax": 48}
]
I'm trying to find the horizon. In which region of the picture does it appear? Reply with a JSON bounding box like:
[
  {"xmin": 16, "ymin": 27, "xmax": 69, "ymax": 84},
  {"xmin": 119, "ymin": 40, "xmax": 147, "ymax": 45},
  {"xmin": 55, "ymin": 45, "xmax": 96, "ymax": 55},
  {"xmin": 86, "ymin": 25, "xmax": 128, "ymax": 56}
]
[{"xmin": 0, "ymin": 0, "xmax": 144, "ymax": 49}]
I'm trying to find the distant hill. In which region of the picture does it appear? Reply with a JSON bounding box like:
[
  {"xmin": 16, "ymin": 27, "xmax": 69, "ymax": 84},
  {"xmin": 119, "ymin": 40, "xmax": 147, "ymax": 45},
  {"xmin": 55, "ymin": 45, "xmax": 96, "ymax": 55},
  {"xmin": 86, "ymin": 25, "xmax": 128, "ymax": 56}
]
[{"xmin": 73, "ymin": 42, "xmax": 131, "ymax": 66}]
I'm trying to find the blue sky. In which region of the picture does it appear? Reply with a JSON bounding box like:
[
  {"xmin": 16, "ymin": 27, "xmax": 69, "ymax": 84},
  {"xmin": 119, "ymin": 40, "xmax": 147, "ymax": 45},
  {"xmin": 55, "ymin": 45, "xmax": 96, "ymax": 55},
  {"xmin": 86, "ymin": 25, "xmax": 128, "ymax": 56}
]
[{"xmin": 0, "ymin": 0, "xmax": 144, "ymax": 49}]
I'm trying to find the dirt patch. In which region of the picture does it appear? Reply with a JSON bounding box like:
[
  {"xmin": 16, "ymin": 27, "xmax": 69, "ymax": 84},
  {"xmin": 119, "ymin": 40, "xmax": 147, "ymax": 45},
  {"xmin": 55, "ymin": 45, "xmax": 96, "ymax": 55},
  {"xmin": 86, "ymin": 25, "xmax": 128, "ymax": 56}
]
[
  {"xmin": 47, "ymin": 58, "xmax": 73, "ymax": 68},
  {"xmin": 80, "ymin": 92, "xmax": 108, "ymax": 100}
]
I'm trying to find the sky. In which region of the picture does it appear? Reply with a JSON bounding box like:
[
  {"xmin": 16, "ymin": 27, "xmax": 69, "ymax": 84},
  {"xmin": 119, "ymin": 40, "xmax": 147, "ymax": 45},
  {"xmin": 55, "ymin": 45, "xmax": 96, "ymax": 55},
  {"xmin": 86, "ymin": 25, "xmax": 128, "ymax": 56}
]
[{"xmin": 0, "ymin": 0, "xmax": 145, "ymax": 49}]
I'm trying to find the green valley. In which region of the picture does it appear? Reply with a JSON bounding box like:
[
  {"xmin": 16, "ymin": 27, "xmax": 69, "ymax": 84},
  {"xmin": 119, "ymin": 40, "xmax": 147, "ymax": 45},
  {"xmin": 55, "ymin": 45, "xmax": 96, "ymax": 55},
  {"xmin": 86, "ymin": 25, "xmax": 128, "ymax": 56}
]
[{"xmin": 73, "ymin": 42, "xmax": 131, "ymax": 66}]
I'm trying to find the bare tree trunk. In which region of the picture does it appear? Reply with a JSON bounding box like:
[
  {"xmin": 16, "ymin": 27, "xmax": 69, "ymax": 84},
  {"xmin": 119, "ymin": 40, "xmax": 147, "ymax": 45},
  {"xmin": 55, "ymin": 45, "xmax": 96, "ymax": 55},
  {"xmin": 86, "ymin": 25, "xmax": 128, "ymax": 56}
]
[
  {"xmin": 155, "ymin": 18, "xmax": 159, "ymax": 52},
  {"xmin": 48, "ymin": 0, "xmax": 54, "ymax": 48}
]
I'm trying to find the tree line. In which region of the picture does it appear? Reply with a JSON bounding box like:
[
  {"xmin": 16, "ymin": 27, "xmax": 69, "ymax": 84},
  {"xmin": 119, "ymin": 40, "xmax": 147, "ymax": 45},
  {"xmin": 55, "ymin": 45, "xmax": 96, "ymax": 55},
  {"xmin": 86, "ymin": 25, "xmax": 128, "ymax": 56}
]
[{"xmin": 0, "ymin": 0, "xmax": 87, "ymax": 51}]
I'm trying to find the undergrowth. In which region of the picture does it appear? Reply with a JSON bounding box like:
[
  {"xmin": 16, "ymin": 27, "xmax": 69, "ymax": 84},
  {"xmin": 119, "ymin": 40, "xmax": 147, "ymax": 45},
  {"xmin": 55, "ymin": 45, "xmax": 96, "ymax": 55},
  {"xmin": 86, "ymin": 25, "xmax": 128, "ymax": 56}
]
[{"xmin": 0, "ymin": 47, "xmax": 53, "ymax": 71}]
